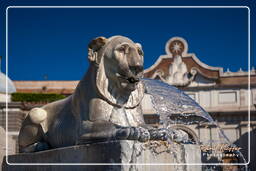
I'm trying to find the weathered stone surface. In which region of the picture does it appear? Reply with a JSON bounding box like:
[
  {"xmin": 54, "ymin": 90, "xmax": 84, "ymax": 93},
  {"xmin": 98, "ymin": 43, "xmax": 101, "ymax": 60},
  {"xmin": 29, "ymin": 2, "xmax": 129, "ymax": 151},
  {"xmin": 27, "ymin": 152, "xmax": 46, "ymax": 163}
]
[
  {"xmin": 2, "ymin": 140, "xmax": 201, "ymax": 171},
  {"xmin": 0, "ymin": 126, "xmax": 16, "ymax": 171},
  {"xmin": 18, "ymin": 36, "xmax": 149, "ymax": 153}
]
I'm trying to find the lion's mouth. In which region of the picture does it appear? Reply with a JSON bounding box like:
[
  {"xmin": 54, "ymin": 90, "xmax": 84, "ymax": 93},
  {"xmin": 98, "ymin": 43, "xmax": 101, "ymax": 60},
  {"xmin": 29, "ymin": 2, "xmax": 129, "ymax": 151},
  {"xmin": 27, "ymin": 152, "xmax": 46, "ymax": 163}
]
[
  {"xmin": 127, "ymin": 77, "xmax": 139, "ymax": 84},
  {"xmin": 116, "ymin": 73, "xmax": 141, "ymax": 91},
  {"xmin": 116, "ymin": 73, "xmax": 140, "ymax": 84}
]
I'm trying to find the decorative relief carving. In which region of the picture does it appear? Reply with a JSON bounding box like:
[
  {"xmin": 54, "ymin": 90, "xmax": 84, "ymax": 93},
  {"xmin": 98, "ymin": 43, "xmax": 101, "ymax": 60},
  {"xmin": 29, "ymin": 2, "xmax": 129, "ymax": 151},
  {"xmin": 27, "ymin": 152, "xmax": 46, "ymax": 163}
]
[
  {"xmin": 154, "ymin": 38, "xmax": 197, "ymax": 87},
  {"xmin": 168, "ymin": 40, "xmax": 185, "ymax": 56},
  {"xmin": 151, "ymin": 69, "xmax": 165, "ymax": 80},
  {"xmin": 165, "ymin": 37, "xmax": 188, "ymax": 56},
  {"xmin": 166, "ymin": 55, "xmax": 196, "ymax": 86},
  {"xmin": 162, "ymin": 55, "xmax": 197, "ymax": 86}
]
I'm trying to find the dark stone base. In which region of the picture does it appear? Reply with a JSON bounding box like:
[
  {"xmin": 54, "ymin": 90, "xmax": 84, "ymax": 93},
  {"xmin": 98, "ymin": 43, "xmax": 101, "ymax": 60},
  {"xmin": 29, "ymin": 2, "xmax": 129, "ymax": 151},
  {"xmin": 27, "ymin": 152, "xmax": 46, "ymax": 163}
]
[{"xmin": 2, "ymin": 140, "xmax": 202, "ymax": 171}]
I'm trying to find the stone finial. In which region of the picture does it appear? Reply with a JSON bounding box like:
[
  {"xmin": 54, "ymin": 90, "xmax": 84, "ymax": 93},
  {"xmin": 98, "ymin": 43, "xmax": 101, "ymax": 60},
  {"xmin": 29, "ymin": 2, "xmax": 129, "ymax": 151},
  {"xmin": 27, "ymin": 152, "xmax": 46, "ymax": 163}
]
[
  {"xmin": 165, "ymin": 37, "xmax": 188, "ymax": 56},
  {"xmin": 251, "ymin": 66, "xmax": 255, "ymax": 74},
  {"xmin": 169, "ymin": 40, "xmax": 185, "ymax": 56},
  {"xmin": 251, "ymin": 66, "xmax": 255, "ymax": 71}
]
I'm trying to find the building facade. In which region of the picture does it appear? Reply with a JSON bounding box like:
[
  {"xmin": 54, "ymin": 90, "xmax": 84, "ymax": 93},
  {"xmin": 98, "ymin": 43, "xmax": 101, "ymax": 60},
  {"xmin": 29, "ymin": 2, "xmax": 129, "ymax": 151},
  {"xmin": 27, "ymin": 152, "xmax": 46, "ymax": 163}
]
[{"xmin": 143, "ymin": 37, "xmax": 256, "ymax": 170}]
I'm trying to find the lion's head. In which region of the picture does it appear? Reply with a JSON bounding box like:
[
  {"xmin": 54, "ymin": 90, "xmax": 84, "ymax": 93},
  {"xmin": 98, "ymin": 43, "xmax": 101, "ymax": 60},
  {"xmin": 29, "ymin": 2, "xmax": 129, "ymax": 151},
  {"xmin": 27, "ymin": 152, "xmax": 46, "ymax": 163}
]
[{"xmin": 88, "ymin": 36, "xmax": 145, "ymax": 108}]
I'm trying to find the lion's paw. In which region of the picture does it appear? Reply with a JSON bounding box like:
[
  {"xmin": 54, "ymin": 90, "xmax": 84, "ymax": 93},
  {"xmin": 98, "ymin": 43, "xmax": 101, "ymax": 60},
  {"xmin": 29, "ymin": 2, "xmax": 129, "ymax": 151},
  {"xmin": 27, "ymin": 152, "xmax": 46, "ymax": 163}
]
[
  {"xmin": 127, "ymin": 127, "xmax": 150, "ymax": 142},
  {"xmin": 168, "ymin": 129, "xmax": 189, "ymax": 143},
  {"xmin": 137, "ymin": 127, "xmax": 150, "ymax": 142},
  {"xmin": 149, "ymin": 128, "xmax": 169, "ymax": 141},
  {"xmin": 148, "ymin": 128, "xmax": 189, "ymax": 143}
]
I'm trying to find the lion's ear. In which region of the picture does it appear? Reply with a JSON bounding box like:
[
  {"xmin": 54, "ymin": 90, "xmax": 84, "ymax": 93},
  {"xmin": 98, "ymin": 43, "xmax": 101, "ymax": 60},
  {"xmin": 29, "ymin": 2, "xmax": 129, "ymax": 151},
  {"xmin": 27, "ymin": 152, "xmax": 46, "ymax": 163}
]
[
  {"xmin": 135, "ymin": 43, "xmax": 144, "ymax": 56},
  {"xmin": 135, "ymin": 43, "xmax": 142, "ymax": 50},
  {"xmin": 88, "ymin": 36, "xmax": 107, "ymax": 63}
]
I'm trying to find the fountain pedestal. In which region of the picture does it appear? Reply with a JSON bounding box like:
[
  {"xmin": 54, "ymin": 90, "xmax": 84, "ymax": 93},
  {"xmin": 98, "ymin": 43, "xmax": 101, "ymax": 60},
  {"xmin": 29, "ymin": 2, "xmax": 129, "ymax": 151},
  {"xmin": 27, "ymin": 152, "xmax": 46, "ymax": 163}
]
[{"xmin": 2, "ymin": 140, "xmax": 201, "ymax": 171}]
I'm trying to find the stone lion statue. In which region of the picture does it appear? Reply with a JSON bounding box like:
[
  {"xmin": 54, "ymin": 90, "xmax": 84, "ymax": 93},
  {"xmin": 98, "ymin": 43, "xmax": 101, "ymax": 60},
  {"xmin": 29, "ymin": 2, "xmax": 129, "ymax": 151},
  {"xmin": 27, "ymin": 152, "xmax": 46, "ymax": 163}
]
[{"xmin": 18, "ymin": 36, "xmax": 179, "ymax": 153}]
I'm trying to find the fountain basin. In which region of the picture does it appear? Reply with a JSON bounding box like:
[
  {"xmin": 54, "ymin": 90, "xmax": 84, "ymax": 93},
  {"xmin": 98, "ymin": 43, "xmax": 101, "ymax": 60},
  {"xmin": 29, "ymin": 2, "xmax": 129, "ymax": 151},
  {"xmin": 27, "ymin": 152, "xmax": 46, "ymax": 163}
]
[{"xmin": 2, "ymin": 140, "xmax": 201, "ymax": 171}]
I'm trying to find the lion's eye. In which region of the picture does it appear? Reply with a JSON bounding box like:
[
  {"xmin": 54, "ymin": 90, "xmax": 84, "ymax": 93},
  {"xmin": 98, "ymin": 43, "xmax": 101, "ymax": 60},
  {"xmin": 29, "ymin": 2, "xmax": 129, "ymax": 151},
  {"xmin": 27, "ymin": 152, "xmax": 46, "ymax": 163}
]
[
  {"xmin": 137, "ymin": 48, "xmax": 144, "ymax": 56},
  {"xmin": 118, "ymin": 46, "xmax": 125, "ymax": 52},
  {"xmin": 117, "ymin": 45, "xmax": 129, "ymax": 54}
]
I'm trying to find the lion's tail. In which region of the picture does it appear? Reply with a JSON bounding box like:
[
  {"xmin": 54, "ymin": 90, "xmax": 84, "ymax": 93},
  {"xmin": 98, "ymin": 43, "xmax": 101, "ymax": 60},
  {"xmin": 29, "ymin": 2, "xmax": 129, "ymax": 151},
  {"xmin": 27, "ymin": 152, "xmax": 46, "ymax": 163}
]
[{"xmin": 28, "ymin": 108, "xmax": 47, "ymax": 124}]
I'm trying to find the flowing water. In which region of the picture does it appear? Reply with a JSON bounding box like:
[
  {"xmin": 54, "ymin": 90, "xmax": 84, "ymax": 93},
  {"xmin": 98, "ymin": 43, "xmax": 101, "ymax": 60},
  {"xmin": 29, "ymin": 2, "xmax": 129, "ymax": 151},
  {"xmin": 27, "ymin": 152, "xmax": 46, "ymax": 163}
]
[{"xmin": 142, "ymin": 78, "xmax": 246, "ymax": 167}]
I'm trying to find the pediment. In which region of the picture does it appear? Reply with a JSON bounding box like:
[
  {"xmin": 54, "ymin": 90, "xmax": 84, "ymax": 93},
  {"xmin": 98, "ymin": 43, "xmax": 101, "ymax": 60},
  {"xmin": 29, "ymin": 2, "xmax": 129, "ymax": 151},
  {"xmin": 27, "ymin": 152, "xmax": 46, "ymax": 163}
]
[{"xmin": 144, "ymin": 37, "xmax": 223, "ymax": 87}]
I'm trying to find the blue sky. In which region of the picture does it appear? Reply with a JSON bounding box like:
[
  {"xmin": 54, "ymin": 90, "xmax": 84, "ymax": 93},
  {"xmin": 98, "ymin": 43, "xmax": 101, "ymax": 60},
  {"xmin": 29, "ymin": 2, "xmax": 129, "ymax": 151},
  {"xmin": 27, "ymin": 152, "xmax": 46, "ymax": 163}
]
[{"xmin": 0, "ymin": 1, "xmax": 254, "ymax": 80}]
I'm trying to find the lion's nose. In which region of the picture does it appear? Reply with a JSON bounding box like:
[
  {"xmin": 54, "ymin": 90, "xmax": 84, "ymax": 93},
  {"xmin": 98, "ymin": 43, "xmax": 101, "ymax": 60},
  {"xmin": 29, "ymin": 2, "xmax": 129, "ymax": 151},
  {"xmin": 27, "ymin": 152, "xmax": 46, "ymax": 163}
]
[
  {"xmin": 127, "ymin": 77, "xmax": 140, "ymax": 84},
  {"xmin": 129, "ymin": 65, "xmax": 144, "ymax": 76}
]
